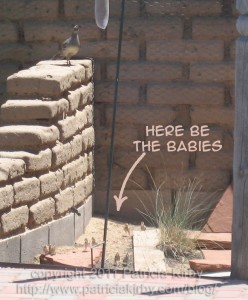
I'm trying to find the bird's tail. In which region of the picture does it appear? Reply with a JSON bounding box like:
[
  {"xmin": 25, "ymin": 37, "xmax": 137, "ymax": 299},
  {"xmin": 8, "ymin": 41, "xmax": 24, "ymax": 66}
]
[{"xmin": 51, "ymin": 52, "xmax": 62, "ymax": 60}]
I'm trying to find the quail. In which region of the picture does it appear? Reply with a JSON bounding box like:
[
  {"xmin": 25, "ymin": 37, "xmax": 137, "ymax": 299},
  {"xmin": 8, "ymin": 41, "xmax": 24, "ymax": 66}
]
[
  {"xmin": 84, "ymin": 238, "xmax": 90, "ymax": 251},
  {"xmin": 52, "ymin": 25, "xmax": 81, "ymax": 65},
  {"xmin": 141, "ymin": 222, "xmax": 146, "ymax": 231},
  {"xmin": 43, "ymin": 245, "xmax": 49, "ymax": 255},
  {"xmin": 92, "ymin": 237, "xmax": 97, "ymax": 246},
  {"xmin": 122, "ymin": 253, "xmax": 129, "ymax": 266},
  {"xmin": 123, "ymin": 223, "xmax": 130, "ymax": 236},
  {"xmin": 114, "ymin": 252, "xmax": 120, "ymax": 266},
  {"xmin": 48, "ymin": 244, "xmax": 56, "ymax": 255}
]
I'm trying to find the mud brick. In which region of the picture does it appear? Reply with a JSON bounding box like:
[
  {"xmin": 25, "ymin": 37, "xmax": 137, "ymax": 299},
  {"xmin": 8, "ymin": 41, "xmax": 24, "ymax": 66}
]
[
  {"xmin": 109, "ymin": 0, "xmax": 140, "ymax": 17},
  {"xmin": 0, "ymin": 185, "xmax": 14, "ymax": 211},
  {"xmin": 114, "ymin": 150, "xmax": 189, "ymax": 170},
  {"xmin": 62, "ymin": 156, "xmax": 87, "ymax": 187},
  {"xmin": 14, "ymin": 177, "xmax": 40, "ymax": 205},
  {"xmin": 0, "ymin": 125, "xmax": 59, "ymax": 149},
  {"xmin": 107, "ymin": 62, "xmax": 183, "ymax": 82},
  {"xmin": 67, "ymin": 88, "xmax": 81, "ymax": 112},
  {"xmin": 55, "ymin": 187, "xmax": 74, "ymax": 215},
  {"xmin": 154, "ymin": 169, "xmax": 231, "ymax": 192},
  {"xmin": 7, "ymin": 63, "xmax": 86, "ymax": 98},
  {"xmin": 79, "ymin": 82, "xmax": 94, "ymax": 106},
  {"xmin": 57, "ymin": 110, "xmax": 87, "ymax": 141},
  {"xmin": 52, "ymin": 142, "xmax": 72, "ymax": 168},
  {"xmin": 147, "ymin": 40, "xmax": 224, "ymax": 62},
  {"xmin": 0, "ymin": 44, "xmax": 30, "ymax": 63},
  {"xmin": 30, "ymin": 198, "xmax": 55, "ymax": 225},
  {"xmin": 94, "ymin": 82, "xmax": 139, "ymax": 104},
  {"xmin": 107, "ymin": 17, "xmax": 183, "ymax": 40},
  {"xmin": 82, "ymin": 127, "xmax": 95, "ymax": 151},
  {"xmin": 75, "ymin": 155, "xmax": 88, "ymax": 180},
  {"xmin": 57, "ymin": 115, "xmax": 78, "ymax": 141},
  {"xmin": 64, "ymin": 0, "xmax": 139, "ymax": 20},
  {"xmin": 40, "ymin": 172, "xmax": 63, "ymax": 197},
  {"xmin": 75, "ymin": 109, "xmax": 88, "ymax": 130},
  {"xmin": 85, "ymin": 105, "xmax": 93, "ymax": 125},
  {"xmin": 0, "ymin": 22, "xmax": 18, "ymax": 43},
  {"xmin": 0, "ymin": 64, "xmax": 19, "ymax": 83},
  {"xmin": 0, "ymin": 149, "xmax": 52, "ymax": 173},
  {"xmin": 147, "ymin": 83, "xmax": 225, "ymax": 106},
  {"xmin": 87, "ymin": 152, "xmax": 93, "ymax": 173},
  {"xmin": 145, "ymin": 0, "xmax": 222, "ymax": 16},
  {"xmin": 196, "ymin": 152, "xmax": 233, "ymax": 171},
  {"xmin": 106, "ymin": 105, "xmax": 176, "ymax": 126},
  {"xmin": 95, "ymin": 164, "xmax": 147, "ymax": 191},
  {"xmin": 73, "ymin": 180, "xmax": 87, "ymax": 206},
  {"xmin": 24, "ymin": 21, "xmax": 100, "ymax": 43},
  {"xmin": 0, "ymin": 158, "xmax": 25, "ymax": 182},
  {"xmin": 0, "ymin": 0, "xmax": 58, "ymax": 21},
  {"xmin": 36, "ymin": 59, "xmax": 93, "ymax": 82},
  {"xmin": 28, "ymin": 42, "xmax": 59, "ymax": 63},
  {"xmin": 78, "ymin": 41, "xmax": 139, "ymax": 61},
  {"xmin": 230, "ymin": 41, "xmax": 236, "ymax": 60},
  {"xmin": 95, "ymin": 125, "xmax": 138, "ymax": 148},
  {"xmin": 190, "ymin": 62, "xmax": 235, "ymax": 83},
  {"xmin": 192, "ymin": 17, "xmax": 238, "ymax": 41},
  {"xmin": 85, "ymin": 174, "xmax": 94, "ymax": 197},
  {"xmin": 1, "ymin": 98, "xmax": 69, "ymax": 122},
  {"xmin": 1, "ymin": 206, "xmax": 29, "ymax": 234},
  {"xmin": 191, "ymin": 107, "xmax": 234, "ymax": 127},
  {"xmin": 70, "ymin": 134, "xmax": 83, "ymax": 159}
]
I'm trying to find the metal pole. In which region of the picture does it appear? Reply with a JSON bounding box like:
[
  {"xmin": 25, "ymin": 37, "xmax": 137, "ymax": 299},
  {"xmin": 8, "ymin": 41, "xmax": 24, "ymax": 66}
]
[{"xmin": 101, "ymin": 0, "xmax": 126, "ymax": 268}]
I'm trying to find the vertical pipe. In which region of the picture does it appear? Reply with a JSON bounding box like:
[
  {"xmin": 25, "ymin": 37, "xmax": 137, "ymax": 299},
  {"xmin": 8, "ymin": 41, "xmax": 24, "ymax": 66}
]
[{"xmin": 101, "ymin": 0, "xmax": 126, "ymax": 268}]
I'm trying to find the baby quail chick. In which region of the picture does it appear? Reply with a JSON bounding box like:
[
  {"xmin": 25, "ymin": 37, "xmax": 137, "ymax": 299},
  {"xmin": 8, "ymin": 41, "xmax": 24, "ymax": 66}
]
[
  {"xmin": 141, "ymin": 222, "xmax": 146, "ymax": 231},
  {"xmin": 92, "ymin": 237, "xmax": 97, "ymax": 246},
  {"xmin": 114, "ymin": 252, "xmax": 120, "ymax": 266},
  {"xmin": 43, "ymin": 245, "xmax": 49, "ymax": 255},
  {"xmin": 122, "ymin": 253, "xmax": 129, "ymax": 266},
  {"xmin": 49, "ymin": 245, "xmax": 56, "ymax": 255},
  {"xmin": 123, "ymin": 223, "xmax": 130, "ymax": 236},
  {"xmin": 84, "ymin": 238, "xmax": 90, "ymax": 251}
]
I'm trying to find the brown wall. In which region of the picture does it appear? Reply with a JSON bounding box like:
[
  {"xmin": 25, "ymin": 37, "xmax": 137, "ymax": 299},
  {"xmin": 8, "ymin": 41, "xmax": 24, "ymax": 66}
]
[{"xmin": 0, "ymin": 0, "xmax": 237, "ymax": 220}]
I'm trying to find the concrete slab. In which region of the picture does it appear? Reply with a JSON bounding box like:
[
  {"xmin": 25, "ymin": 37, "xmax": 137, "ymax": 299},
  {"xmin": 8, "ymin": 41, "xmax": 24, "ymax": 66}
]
[
  {"xmin": 133, "ymin": 229, "xmax": 166, "ymax": 273},
  {"xmin": 49, "ymin": 213, "xmax": 75, "ymax": 247},
  {"xmin": 0, "ymin": 235, "xmax": 21, "ymax": 263},
  {"xmin": 196, "ymin": 232, "xmax": 231, "ymax": 249},
  {"xmin": 189, "ymin": 250, "xmax": 231, "ymax": 273},
  {"xmin": 75, "ymin": 202, "xmax": 85, "ymax": 241},
  {"xmin": 40, "ymin": 247, "xmax": 102, "ymax": 268},
  {"xmin": 21, "ymin": 225, "xmax": 49, "ymax": 263},
  {"xmin": 203, "ymin": 185, "xmax": 233, "ymax": 233},
  {"xmin": 133, "ymin": 229, "xmax": 160, "ymax": 247}
]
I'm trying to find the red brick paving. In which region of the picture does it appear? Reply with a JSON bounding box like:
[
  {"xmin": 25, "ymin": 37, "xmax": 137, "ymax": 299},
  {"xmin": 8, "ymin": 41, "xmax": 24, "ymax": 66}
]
[{"xmin": 0, "ymin": 267, "xmax": 246, "ymax": 299}]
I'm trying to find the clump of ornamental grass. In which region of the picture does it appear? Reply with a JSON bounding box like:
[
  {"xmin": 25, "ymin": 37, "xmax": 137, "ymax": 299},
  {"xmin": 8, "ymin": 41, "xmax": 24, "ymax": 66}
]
[{"xmin": 134, "ymin": 170, "xmax": 217, "ymax": 261}]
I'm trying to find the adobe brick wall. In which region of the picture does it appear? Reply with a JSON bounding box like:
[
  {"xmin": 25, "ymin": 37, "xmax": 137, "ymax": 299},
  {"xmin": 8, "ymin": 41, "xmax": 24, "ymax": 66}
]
[
  {"xmin": 0, "ymin": 59, "xmax": 94, "ymax": 262},
  {"xmin": 0, "ymin": 0, "xmax": 237, "ymax": 221}
]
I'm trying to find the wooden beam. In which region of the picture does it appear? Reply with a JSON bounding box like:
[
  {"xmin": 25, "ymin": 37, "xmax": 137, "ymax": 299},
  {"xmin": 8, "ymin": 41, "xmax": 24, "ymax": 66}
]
[{"xmin": 232, "ymin": 0, "xmax": 248, "ymax": 280}]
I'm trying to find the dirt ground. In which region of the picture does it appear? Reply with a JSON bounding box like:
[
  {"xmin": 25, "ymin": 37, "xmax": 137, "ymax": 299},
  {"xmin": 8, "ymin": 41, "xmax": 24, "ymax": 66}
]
[{"xmin": 52, "ymin": 216, "xmax": 197, "ymax": 274}]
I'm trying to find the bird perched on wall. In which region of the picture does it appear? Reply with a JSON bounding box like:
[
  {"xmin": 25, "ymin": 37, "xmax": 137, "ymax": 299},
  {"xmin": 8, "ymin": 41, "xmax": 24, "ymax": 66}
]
[
  {"xmin": 123, "ymin": 223, "xmax": 131, "ymax": 236},
  {"xmin": 52, "ymin": 25, "xmax": 81, "ymax": 65}
]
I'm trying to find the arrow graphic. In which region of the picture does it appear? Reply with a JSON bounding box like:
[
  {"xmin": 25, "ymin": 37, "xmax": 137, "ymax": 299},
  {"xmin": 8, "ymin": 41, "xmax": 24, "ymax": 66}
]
[{"xmin": 114, "ymin": 152, "xmax": 146, "ymax": 211}]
